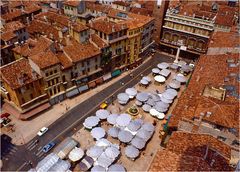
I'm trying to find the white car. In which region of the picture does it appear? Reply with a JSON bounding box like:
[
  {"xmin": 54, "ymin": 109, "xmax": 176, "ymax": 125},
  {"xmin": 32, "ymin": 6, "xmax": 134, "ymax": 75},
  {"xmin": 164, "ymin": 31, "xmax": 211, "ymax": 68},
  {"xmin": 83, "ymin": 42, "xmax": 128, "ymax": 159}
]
[{"xmin": 37, "ymin": 127, "xmax": 48, "ymax": 136}]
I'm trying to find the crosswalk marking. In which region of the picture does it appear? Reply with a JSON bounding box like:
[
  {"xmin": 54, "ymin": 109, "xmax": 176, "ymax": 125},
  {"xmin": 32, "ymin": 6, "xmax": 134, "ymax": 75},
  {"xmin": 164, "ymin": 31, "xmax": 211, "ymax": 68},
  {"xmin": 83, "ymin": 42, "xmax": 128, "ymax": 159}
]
[
  {"xmin": 28, "ymin": 144, "xmax": 37, "ymax": 151},
  {"xmin": 36, "ymin": 150, "xmax": 43, "ymax": 156},
  {"xmin": 37, "ymin": 152, "xmax": 44, "ymax": 158},
  {"xmin": 26, "ymin": 140, "xmax": 34, "ymax": 147}
]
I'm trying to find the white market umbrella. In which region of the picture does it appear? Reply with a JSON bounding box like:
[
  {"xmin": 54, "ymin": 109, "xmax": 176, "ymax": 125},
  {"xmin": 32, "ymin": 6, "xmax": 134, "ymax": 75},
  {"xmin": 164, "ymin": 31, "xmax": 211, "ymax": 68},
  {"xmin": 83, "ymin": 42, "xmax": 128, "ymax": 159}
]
[
  {"xmin": 91, "ymin": 165, "xmax": 105, "ymax": 172},
  {"xmin": 116, "ymin": 114, "xmax": 131, "ymax": 127},
  {"xmin": 168, "ymin": 80, "xmax": 181, "ymax": 89},
  {"xmin": 127, "ymin": 120, "xmax": 142, "ymax": 132},
  {"xmin": 152, "ymin": 68, "xmax": 160, "ymax": 74},
  {"xmin": 68, "ymin": 147, "xmax": 84, "ymax": 162},
  {"xmin": 107, "ymin": 114, "xmax": 119, "ymax": 125},
  {"xmin": 142, "ymin": 76, "xmax": 151, "ymax": 82},
  {"xmin": 118, "ymin": 130, "xmax": 134, "ymax": 143},
  {"xmin": 96, "ymin": 139, "xmax": 111, "ymax": 148},
  {"xmin": 117, "ymin": 93, "xmax": 129, "ymax": 102},
  {"xmin": 125, "ymin": 145, "xmax": 139, "ymax": 159},
  {"xmin": 105, "ymin": 146, "xmax": 120, "ymax": 160},
  {"xmin": 175, "ymin": 75, "xmax": 187, "ymax": 83},
  {"xmin": 86, "ymin": 146, "xmax": 104, "ymax": 160},
  {"xmin": 125, "ymin": 88, "xmax": 137, "ymax": 98},
  {"xmin": 91, "ymin": 127, "xmax": 106, "ymax": 140},
  {"xmin": 142, "ymin": 104, "xmax": 151, "ymax": 112},
  {"xmin": 108, "ymin": 164, "xmax": 126, "ymax": 172},
  {"xmin": 107, "ymin": 127, "xmax": 120, "ymax": 138},
  {"xmin": 165, "ymin": 89, "xmax": 178, "ymax": 97},
  {"xmin": 162, "ymin": 92, "xmax": 175, "ymax": 100},
  {"xmin": 96, "ymin": 109, "xmax": 110, "ymax": 120},
  {"xmin": 140, "ymin": 79, "xmax": 149, "ymax": 85},
  {"xmin": 142, "ymin": 123, "xmax": 155, "ymax": 132},
  {"xmin": 131, "ymin": 136, "xmax": 146, "ymax": 150},
  {"xmin": 157, "ymin": 62, "xmax": 169, "ymax": 69},
  {"xmin": 136, "ymin": 92, "xmax": 149, "ymax": 102},
  {"xmin": 84, "ymin": 116, "xmax": 100, "ymax": 129},
  {"xmin": 154, "ymin": 75, "xmax": 166, "ymax": 83}
]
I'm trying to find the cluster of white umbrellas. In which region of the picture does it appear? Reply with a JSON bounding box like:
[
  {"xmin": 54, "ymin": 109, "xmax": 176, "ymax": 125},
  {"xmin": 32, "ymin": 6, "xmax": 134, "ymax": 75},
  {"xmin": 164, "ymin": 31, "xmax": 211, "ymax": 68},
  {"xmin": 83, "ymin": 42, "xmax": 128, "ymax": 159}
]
[{"xmin": 86, "ymin": 139, "xmax": 123, "ymax": 171}]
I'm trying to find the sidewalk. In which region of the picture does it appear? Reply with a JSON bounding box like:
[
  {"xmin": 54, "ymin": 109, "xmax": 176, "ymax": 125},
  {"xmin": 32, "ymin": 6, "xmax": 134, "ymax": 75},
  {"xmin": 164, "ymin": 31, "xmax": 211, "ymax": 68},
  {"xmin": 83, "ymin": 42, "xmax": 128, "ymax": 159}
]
[{"xmin": 4, "ymin": 56, "xmax": 153, "ymax": 145}]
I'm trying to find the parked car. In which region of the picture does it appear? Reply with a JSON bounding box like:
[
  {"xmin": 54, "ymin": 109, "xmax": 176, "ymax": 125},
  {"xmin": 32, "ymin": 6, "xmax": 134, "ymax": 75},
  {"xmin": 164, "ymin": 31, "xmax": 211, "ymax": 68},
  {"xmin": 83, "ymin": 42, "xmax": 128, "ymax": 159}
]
[
  {"xmin": 37, "ymin": 127, "xmax": 48, "ymax": 136},
  {"xmin": 100, "ymin": 102, "xmax": 108, "ymax": 109},
  {"xmin": 1, "ymin": 113, "xmax": 10, "ymax": 118},
  {"xmin": 42, "ymin": 142, "xmax": 56, "ymax": 153}
]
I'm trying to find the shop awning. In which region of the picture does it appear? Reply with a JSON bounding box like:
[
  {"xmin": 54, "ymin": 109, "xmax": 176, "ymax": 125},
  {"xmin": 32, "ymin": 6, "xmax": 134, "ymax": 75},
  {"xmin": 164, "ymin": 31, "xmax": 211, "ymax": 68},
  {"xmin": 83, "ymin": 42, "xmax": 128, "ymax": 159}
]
[
  {"xmin": 66, "ymin": 88, "xmax": 79, "ymax": 98},
  {"xmin": 111, "ymin": 69, "xmax": 121, "ymax": 77}
]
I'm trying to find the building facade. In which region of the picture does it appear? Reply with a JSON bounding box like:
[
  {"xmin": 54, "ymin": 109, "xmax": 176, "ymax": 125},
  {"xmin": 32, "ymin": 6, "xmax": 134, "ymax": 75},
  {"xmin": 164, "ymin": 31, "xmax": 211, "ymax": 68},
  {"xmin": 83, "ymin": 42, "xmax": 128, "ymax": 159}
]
[
  {"xmin": 160, "ymin": 10, "xmax": 214, "ymax": 56},
  {"xmin": 0, "ymin": 58, "xmax": 49, "ymax": 119}
]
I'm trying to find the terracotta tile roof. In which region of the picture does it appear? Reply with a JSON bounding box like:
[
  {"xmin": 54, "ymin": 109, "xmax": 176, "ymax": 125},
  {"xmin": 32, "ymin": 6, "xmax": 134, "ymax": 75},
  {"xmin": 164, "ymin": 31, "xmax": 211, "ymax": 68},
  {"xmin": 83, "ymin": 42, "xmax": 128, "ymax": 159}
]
[
  {"xmin": 63, "ymin": 39, "xmax": 101, "ymax": 63},
  {"xmin": 4, "ymin": 21, "xmax": 25, "ymax": 31},
  {"xmin": 56, "ymin": 52, "xmax": 73, "ymax": 69},
  {"xmin": 27, "ymin": 20, "xmax": 60, "ymax": 41},
  {"xmin": 35, "ymin": 11, "xmax": 70, "ymax": 28},
  {"xmin": 112, "ymin": 1, "xmax": 130, "ymax": 7},
  {"xmin": 130, "ymin": 7, "xmax": 152, "ymax": 16},
  {"xmin": 1, "ymin": 9, "xmax": 23, "ymax": 21},
  {"xmin": 29, "ymin": 49, "xmax": 60, "ymax": 69},
  {"xmin": 71, "ymin": 22, "xmax": 88, "ymax": 32},
  {"xmin": 28, "ymin": 36, "xmax": 53, "ymax": 57},
  {"xmin": 8, "ymin": 1, "xmax": 23, "ymax": 8},
  {"xmin": 149, "ymin": 131, "xmax": 233, "ymax": 171},
  {"xmin": 1, "ymin": 31, "xmax": 17, "ymax": 41},
  {"xmin": 167, "ymin": 132, "xmax": 231, "ymax": 159},
  {"xmin": 107, "ymin": 9, "xmax": 154, "ymax": 27},
  {"xmin": 149, "ymin": 149, "xmax": 212, "ymax": 171},
  {"xmin": 88, "ymin": 18, "xmax": 127, "ymax": 35},
  {"xmin": 63, "ymin": 1, "xmax": 79, "ymax": 7},
  {"xmin": 215, "ymin": 12, "xmax": 235, "ymax": 27},
  {"xmin": 0, "ymin": 58, "xmax": 41, "ymax": 90},
  {"xmin": 86, "ymin": 1, "xmax": 111, "ymax": 14},
  {"xmin": 90, "ymin": 33, "xmax": 108, "ymax": 49},
  {"xmin": 209, "ymin": 31, "xmax": 239, "ymax": 48},
  {"xmin": 24, "ymin": 4, "xmax": 41, "ymax": 14},
  {"xmin": 169, "ymin": 53, "xmax": 239, "ymax": 130}
]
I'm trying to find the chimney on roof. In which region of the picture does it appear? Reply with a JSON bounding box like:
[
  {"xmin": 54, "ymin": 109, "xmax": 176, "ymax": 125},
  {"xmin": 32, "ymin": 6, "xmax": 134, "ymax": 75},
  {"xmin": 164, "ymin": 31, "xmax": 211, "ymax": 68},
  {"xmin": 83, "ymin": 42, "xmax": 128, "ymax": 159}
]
[{"xmin": 66, "ymin": 35, "xmax": 70, "ymax": 45}]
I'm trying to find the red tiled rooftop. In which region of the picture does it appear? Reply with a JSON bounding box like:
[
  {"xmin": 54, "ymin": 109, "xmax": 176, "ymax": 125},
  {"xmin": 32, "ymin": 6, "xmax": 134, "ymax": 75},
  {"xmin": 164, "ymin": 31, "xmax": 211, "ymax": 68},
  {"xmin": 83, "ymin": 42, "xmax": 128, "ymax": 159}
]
[
  {"xmin": 71, "ymin": 22, "xmax": 88, "ymax": 32},
  {"xmin": 167, "ymin": 132, "xmax": 231, "ymax": 159},
  {"xmin": 149, "ymin": 149, "xmax": 212, "ymax": 171},
  {"xmin": 35, "ymin": 11, "xmax": 70, "ymax": 28},
  {"xmin": 63, "ymin": 1, "xmax": 79, "ymax": 7},
  {"xmin": 169, "ymin": 53, "xmax": 239, "ymax": 130},
  {"xmin": 130, "ymin": 7, "xmax": 153, "ymax": 16},
  {"xmin": 112, "ymin": 1, "xmax": 130, "ymax": 7},
  {"xmin": 149, "ymin": 131, "xmax": 233, "ymax": 171},
  {"xmin": 0, "ymin": 58, "xmax": 41, "ymax": 90},
  {"xmin": 27, "ymin": 20, "xmax": 60, "ymax": 41},
  {"xmin": 24, "ymin": 4, "xmax": 41, "ymax": 14},
  {"xmin": 4, "ymin": 21, "xmax": 25, "ymax": 31},
  {"xmin": 1, "ymin": 31, "xmax": 16, "ymax": 41},
  {"xmin": 1, "ymin": 9, "xmax": 23, "ymax": 21},
  {"xmin": 57, "ymin": 52, "xmax": 73, "ymax": 69},
  {"xmin": 91, "ymin": 34, "xmax": 108, "ymax": 49},
  {"xmin": 86, "ymin": 1, "xmax": 111, "ymax": 14},
  {"xmin": 63, "ymin": 39, "xmax": 101, "ymax": 63},
  {"xmin": 29, "ymin": 49, "xmax": 60, "ymax": 69},
  {"xmin": 88, "ymin": 18, "xmax": 127, "ymax": 34}
]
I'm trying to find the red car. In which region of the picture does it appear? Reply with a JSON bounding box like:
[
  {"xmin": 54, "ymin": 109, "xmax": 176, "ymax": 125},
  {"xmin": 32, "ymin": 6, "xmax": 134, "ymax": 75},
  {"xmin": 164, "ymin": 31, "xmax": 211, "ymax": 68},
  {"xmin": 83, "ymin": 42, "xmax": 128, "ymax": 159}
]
[{"xmin": 1, "ymin": 113, "xmax": 10, "ymax": 118}]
